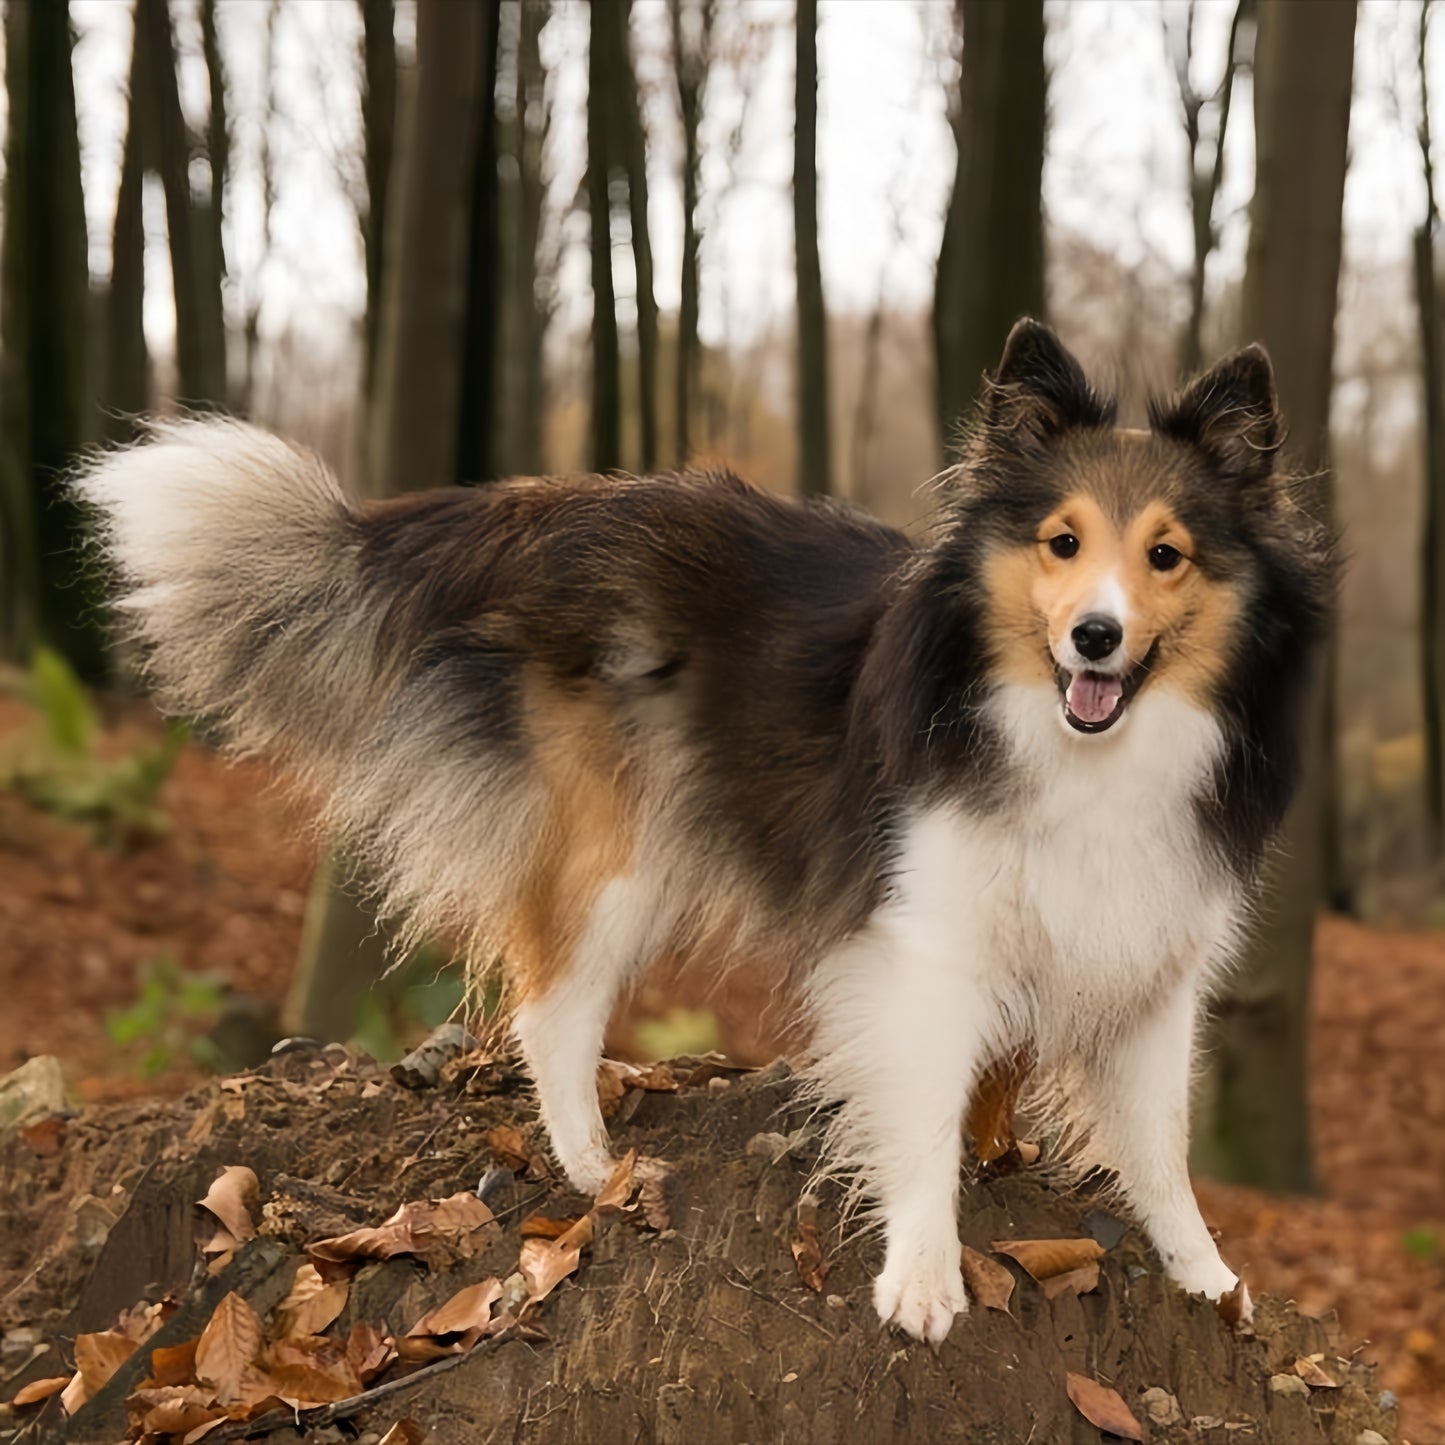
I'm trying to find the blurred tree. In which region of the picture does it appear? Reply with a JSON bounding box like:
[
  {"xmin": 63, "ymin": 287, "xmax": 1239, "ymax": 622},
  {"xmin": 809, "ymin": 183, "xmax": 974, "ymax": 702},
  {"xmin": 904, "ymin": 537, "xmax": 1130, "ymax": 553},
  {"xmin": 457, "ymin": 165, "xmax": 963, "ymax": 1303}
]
[
  {"xmin": 497, "ymin": 0, "xmax": 552, "ymax": 477},
  {"xmin": 618, "ymin": 3, "xmax": 660, "ymax": 474},
  {"xmin": 241, "ymin": 0, "xmax": 280, "ymax": 416},
  {"xmin": 587, "ymin": 0, "xmax": 622, "ymax": 472},
  {"xmin": 1167, "ymin": 0, "xmax": 1252, "ymax": 375},
  {"xmin": 671, "ymin": 0, "xmax": 715, "ymax": 466},
  {"xmin": 1193, "ymin": 0, "xmax": 1356, "ymax": 1194},
  {"xmin": 136, "ymin": 0, "xmax": 227, "ymax": 408},
  {"xmin": 457, "ymin": 0, "xmax": 504, "ymax": 485},
  {"xmin": 292, "ymin": 0, "xmax": 499, "ymax": 1040},
  {"xmin": 794, "ymin": 0, "xmax": 830, "ymax": 496},
  {"xmin": 359, "ymin": 0, "xmax": 397, "ymax": 404},
  {"xmin": 364, "ymin": 0, "xmax": 489, "ymax": 496},
  {"xmin": 1418, "ymin": 0, "xmax": 1445, "ymax": 837},
  {"xmin": 933, "ymin": 0, "xmax": 1045, "ymax": 454},
  {"xmin": 103, "ymin": 8, "xmax": 150, "ymax": 443},
  {"xmin": 0, "ymin": 0, "xmax": 105, "ymax": 680},
  {"xmin": 199, "ymin": 0, "xmax": 230, "ymax": 289}
]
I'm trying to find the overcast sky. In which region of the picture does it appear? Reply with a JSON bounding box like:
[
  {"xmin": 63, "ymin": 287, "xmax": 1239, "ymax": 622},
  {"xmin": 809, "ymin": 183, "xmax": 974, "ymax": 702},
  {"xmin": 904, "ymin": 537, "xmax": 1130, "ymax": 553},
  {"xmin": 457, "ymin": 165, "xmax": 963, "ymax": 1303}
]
[{"xmin": 54, "ymin": 1, "xmax": 1445, "ymax": 371}]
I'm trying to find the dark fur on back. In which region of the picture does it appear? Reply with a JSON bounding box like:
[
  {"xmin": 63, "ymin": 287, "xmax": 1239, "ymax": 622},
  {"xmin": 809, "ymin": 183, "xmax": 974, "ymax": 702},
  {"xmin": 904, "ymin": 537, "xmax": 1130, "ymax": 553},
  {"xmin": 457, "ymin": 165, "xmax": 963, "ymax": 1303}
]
[{"xmin": 76, "ymin": 324, "xmax": 1331, "ymax": 973}]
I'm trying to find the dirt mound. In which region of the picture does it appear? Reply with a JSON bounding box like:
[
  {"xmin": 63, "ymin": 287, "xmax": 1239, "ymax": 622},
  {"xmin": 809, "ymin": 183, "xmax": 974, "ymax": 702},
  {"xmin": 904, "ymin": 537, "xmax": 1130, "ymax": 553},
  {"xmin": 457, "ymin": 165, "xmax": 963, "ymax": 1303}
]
[{"xmin": 0, "ymin": 1047, "xmax": 1399, "ymax": 1444}]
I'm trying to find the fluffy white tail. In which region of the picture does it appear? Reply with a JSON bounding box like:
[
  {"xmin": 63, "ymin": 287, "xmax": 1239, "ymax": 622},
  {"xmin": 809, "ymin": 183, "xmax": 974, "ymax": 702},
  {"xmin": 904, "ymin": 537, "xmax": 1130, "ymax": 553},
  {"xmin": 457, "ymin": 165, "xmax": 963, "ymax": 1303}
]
[{"xmin": 75, "ymin": 419, "xmax": 374, "ymax": 780}]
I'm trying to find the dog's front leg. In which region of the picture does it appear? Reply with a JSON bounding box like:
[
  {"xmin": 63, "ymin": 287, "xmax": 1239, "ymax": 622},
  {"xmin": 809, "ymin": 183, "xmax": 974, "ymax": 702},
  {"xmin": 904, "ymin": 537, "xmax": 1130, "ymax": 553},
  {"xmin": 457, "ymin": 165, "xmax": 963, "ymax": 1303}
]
[
  {"xmin": 1082, "ymin": 980, "xmax": 1246, "ymax": 1310},
  {"xmin": 808, "ymin": 925, "xmax": 988, "ymax": 1343}
]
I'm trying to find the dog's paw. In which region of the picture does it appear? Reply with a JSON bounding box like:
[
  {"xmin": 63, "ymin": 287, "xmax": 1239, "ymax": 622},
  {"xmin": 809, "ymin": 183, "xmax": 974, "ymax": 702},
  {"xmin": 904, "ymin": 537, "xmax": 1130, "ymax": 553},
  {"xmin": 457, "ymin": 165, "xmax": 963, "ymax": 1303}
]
[{"xmin": 873, "ymin": 1254, "xmax": 968, "ymax": 1344}]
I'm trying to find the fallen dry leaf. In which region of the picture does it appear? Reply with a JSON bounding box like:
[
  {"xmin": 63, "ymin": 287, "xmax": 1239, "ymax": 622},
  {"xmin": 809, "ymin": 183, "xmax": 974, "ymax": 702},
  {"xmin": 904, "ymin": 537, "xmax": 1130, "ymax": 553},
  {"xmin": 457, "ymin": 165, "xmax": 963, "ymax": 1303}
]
[
  {"xmin": 520, "ymin": 1214, "xmax": 584, "ymax": 1240},
  {"xmin": 378, "ymin": 1420, "xmax": 425, "ymax": 1445},
  {"xmin": 307, "ymin": 1192, "xmax": 496, "ymax": 1269},
  {"xmin": 967, "ymin": 1048, "xmax": 1034, "ymax": 1162},
  {"xmin": 10, "ymin": 1376, "xmax": 70, "ymax": 1406},
  {"xmin": 1294, "ymin": 1355, "xmax": 1340, "ymax": 1389},
  {"xmin": 125, "ymin": 1385, "xmax": 225, "ymax": 1438},
  {"xmin": 791, "ymin": 1198, "xmax": 829, "ymax": 1293},
  {"xmin": 519, "ymin": 1215, "xmax": 595, "ymax": 1307},
  {"xmin": 274, "ymin": 1262, "xmax": 349, "ymax": 1339},
  {"xmin": 1040, "ymin": 1262, "xmax": 1101, "ymax": 1299},
  {"xmin": 637, "ymin": 1176, "xmax": 670, "ymax": 1230},
  {"xmin": 265, "ymin": 1356, "xmax": 362, "ymax": 1408},
  {"xmin": 20, "ymin": 1116, "xmax": 65, "ymax": 1157},
  {"xmin": 194, "ymin": 1291, "xmax": 265, "ymax": 1406},
  {"xmin": 197, "ymin": 1166, "xmax": 259, "ymax": 1247},
  {"xmin": 74, "ymin": 1329, "xmax": 138, "ymax": 1395},
  {"xmin": 344, "ymin": 1321, "xmax": 395, "ymax": 1384},
  {"xmin": 483, "ymin": 1124, "xmax": 531, "ymax": 1172},
  {"xmin": 1217, "ymin": 1279, "xmax": 1250, "ymax": 1330},
  {"xmin": 1066, "ymin": 1371, "xmax": 1143, "ymax": 1441},
  {"xmin": 407, "ymin": 1277, "xmax": 503, "ymax": 1338},
  {"xmin": 60, "ymin": 1371, "xmax": 87, "ymax": 1416},
  {"xmin": 594, "ymin": 1150, "xmax": 638, "ymax": 1213},
  {"xmin": 148, "ymin": 1338, "xmax": 199, "ymax": 1388},
  {"xmin": 993, "ymin": 1237, "xmax": 1105, "ymax": 1282},
  {"xmin": 961, "ymin": 1245, "xmax": 1016, "ymax": 1312}
]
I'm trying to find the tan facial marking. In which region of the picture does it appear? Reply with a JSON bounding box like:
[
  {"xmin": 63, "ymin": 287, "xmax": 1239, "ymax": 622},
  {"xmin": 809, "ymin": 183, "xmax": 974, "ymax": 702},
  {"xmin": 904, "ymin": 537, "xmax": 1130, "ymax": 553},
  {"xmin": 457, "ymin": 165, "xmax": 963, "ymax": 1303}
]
[
  {"xmin": 985, "ymin": 492, "xmax": 1239, "ymax": 702},
  {"xmin": 506, "ymin": 669, "xmax": 636, "ymax": 999}
]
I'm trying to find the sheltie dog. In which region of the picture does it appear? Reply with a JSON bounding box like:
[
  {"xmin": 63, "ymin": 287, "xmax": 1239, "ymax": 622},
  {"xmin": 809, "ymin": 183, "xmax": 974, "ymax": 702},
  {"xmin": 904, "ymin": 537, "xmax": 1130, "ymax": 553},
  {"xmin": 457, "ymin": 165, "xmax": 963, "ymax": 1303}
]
[{"xmin": 77, "ymin": 321, "xmax": 1331, "ymax": 1342}]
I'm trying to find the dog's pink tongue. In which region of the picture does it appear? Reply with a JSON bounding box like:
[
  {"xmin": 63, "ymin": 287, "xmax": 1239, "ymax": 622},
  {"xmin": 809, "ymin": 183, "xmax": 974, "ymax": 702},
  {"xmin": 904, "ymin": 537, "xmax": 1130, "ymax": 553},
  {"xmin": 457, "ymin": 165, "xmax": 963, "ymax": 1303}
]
[{"xmin": 1066, "ymin": 672, "xmax": 1123, "ymax": 724}]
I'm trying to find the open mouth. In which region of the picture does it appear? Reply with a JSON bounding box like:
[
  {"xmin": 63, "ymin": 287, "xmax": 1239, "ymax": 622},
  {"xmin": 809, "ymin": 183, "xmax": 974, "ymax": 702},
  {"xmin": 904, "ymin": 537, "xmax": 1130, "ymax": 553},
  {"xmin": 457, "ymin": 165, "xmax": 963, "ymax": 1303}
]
[{"xmin": 1056, "ymin": 645, "xmax": 1157, "ymax": 735}]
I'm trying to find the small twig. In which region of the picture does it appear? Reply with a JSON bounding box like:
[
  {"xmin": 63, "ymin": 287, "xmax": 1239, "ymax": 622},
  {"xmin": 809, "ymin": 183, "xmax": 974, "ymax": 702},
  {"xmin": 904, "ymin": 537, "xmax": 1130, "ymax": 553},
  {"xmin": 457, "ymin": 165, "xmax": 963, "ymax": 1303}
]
[
  {"xmin": 204, "ymin": 1328, "xmax": 515, "ymax": 1441},
  {"xmin": 722, "ymin": 1266, "xmax": 835, "ymax": 1340}
]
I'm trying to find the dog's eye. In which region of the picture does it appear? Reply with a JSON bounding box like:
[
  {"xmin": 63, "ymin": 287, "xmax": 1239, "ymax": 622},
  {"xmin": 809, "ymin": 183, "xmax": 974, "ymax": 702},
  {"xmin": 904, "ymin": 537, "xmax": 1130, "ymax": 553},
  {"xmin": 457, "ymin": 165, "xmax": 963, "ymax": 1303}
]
[
  {"xmin": 1149, "ymin": 543, "xmax": 1184, "ymax": 572},
  {"xmin": 1048, "ymin": 534, "xmax": 1080, "ymax": 560}
]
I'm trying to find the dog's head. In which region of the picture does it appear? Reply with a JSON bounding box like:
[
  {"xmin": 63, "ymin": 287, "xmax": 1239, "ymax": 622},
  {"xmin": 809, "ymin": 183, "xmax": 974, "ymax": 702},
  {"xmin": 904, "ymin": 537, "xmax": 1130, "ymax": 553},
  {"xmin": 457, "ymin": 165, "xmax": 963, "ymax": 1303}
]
[{"xmin": 952, "ymin": 319, "xmax": 1325, "ymax": 738}]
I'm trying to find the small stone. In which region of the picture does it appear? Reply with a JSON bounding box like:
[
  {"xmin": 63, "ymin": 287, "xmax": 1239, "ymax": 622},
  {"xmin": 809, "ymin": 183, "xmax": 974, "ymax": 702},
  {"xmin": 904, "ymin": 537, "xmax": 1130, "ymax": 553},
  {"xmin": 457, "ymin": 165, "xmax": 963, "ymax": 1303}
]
[
  {"xmin": 745, "ymin": 1131, "xmax": 794, "ymax": 1163},
  {"xmin": 707, "ymin": 1075, "xmax": 732, "ymax": 1093},
  {"xmin": 1377, "ymin": 1391, "xmax": 1398, "ymax": 1411},
  {"xmin": 1355, "ymin": 1431, "xmax": 1387, "ymax": 1445},
  {"xmin": 825, "ymin": 1294, "xmax": 846, "ymax": 1309},
  {"xmin": 1269, "ymin": 1373, "xmax": 1310, "ymax": 1398},
  {"xmin": 1140, "ymin": 1387, "xmax": 1183, "ymax": 1427}
]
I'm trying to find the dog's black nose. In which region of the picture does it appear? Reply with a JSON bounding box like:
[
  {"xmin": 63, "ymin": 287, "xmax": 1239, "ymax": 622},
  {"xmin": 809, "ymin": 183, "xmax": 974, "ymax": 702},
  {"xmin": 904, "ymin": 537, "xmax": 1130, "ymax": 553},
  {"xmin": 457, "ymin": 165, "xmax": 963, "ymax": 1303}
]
[{"xmin": 1071, "ymin": 615, "xmax": 1122, "ymax": 662}]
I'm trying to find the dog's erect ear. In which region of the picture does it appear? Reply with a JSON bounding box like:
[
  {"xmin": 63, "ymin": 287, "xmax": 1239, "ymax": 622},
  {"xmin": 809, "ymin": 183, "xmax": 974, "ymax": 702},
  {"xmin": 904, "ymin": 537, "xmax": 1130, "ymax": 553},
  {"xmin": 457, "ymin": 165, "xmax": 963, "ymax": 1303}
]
[
  {"xmin": 1149, "ymin": 344, "xmax": 1282, "ymax": 487},
  {"xmin": 982, "ymin": 319, "xmax": 1114, "ymax": 442}
]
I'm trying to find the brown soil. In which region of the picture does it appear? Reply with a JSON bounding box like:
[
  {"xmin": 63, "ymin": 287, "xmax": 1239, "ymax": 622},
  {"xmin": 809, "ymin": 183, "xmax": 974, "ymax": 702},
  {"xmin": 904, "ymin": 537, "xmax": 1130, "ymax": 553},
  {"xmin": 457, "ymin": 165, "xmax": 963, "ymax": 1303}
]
[
  {"xmin": 0, "ymin": 697, "xmax": 1442, "ymax": 1438},
  {"xmin": 0, "ymin": 1054, "xmax": 1400, "ymax": 1444}
]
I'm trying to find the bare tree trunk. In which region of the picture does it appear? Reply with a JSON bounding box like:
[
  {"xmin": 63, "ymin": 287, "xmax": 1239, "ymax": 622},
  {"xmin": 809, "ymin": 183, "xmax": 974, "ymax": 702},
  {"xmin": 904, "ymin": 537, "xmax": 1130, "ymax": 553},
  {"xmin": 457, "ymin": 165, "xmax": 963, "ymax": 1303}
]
[
  {"xmin": 241, "ymin": 0, "xmax": 280, "ymax": 417},
  {"xmin": 456, "ymin": 0, "xmax": 503, "ymax": 486},
  {"xmin": 933, "ymin": 0, "xmax": 1045, "ymax": 453},
  {"xmin": 136, "ymin": 0, "xmax": 227, "ymax": 408},
  {"xmin": 103, "ymin": 11, "xmax": 150, "ymax": 444},
  {"xmin": 1192, "ymin": 0, "xmax": 1355, "ymax": 1194},
  {"xmin": 199, "ymin": 0, "xmax": 229, "ymax": 286},
  {"xmin": 588, "ymin": 0, "xmax": 622, "ymax": 473},
  {"xmin": 364, "ymin": 0, "xmax": 486, "ymax": 497},
  {"xmin": 0, "ymin": 0, "xmax": 104, "ymax": 679},
  {"xmin": 514, "ymin": 0, "xmax": 550, "ymax": 475},
  {"xmin": 614, "ymin": 1, "xmax": 659, "ymax": 474},
  {"xmin": 671, "ymin": 0, "xmax": 713, "ymax": 467},
  {"xmin": 359, "ymin": 0, "xmax": 396, "ymax": 404},
  {"xmin": 291, "ymin": 0, "xmax": 488, "ymax": 1038},
  {"xmin": 1419, "ymin": 0, "xmax": 1445, "ymax": 838},
  {"xmin": 1172, "ymin": 0, "xmax": 1251, "ymax": 375},
  {"xmin": 793, "ymin": 0, "xmax": 830, "ymax": 497}
]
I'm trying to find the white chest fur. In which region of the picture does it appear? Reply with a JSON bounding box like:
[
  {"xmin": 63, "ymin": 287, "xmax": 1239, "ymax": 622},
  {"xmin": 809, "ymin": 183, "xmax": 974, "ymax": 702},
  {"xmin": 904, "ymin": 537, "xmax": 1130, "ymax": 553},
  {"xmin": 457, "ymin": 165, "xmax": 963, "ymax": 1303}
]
[{"xmin": 888, "ymin": 682, "xmax": 1241, "ymax": 1058}]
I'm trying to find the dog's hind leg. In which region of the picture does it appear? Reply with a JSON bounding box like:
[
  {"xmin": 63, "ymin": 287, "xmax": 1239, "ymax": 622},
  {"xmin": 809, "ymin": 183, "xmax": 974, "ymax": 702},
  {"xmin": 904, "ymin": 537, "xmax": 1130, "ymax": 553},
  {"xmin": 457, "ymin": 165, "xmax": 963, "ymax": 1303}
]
[
  {"xmin": 512, "ymin": 876, "xmax": 654, "ymax": 1195},
  {"xmin": 1080, "ymin": 980, "xmax": 1246, "ymax": 1309}
]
